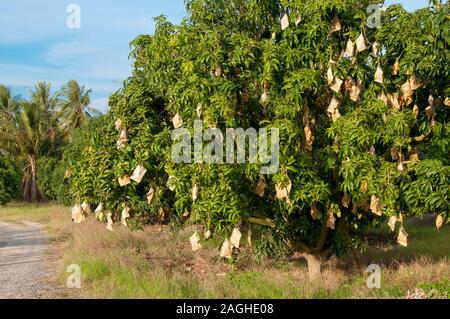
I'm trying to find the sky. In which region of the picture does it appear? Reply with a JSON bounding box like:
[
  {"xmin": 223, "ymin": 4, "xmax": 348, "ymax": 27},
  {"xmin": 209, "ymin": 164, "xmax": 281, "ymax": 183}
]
[{"xmin": 0, "ymin": 0, "xmax": 429, "ymax": 113}]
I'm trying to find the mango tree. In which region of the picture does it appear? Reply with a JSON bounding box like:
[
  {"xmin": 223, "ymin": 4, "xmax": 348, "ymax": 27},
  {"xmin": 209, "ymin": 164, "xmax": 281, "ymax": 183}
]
[{"xmin": 65, "ymin": 0, "xmax": 449, "ymax": 279}]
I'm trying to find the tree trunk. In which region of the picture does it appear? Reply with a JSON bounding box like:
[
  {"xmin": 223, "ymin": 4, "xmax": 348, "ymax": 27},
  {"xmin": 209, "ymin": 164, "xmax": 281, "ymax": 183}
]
[
  {"xmin": 303, "ymin": 253, "xmax": 323, "ymax": 281},
  {"xmin": 22, "ymin": 171, "xmax": 31, "ymax": 201},
  {"xmin": 22, "ymin": 155, "xmax": 41, "ymax": 203},
  {"xmin": 29, "ymin": 156, "xmax": 40, "ymax": 202}
]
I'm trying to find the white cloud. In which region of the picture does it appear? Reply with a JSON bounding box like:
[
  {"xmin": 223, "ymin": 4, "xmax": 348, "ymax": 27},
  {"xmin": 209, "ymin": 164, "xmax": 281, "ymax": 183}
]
[
  {"xmin": 0, "ymin": 1, "xmax": 67, "ymax": 44},
  {"xmin": 43, "ymin": 40, "xmax": 132, "ymax": 81},
  {"xmin": 0, "ymin": 63, "xmax": 122, "ymax": 97},
  {"xmin": 0, "ymin": 0, "xmax": 186, "ymax": 104},
  {"xmin": 0, "ymin": 0, "xmax": 182, "ymax": 45}
]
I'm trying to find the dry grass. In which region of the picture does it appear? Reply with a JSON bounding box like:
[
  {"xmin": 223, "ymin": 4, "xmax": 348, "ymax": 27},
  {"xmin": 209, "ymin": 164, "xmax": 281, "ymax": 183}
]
[{"xmin": 1, "ymin": 202, "xmax": 449, "ymax": 299}]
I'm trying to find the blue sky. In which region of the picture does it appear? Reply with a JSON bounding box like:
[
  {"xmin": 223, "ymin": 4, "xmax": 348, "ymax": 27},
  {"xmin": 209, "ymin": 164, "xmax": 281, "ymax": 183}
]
[{"xmin": 0, "ymin": 0, "xmax": 429, "ymax": 112}]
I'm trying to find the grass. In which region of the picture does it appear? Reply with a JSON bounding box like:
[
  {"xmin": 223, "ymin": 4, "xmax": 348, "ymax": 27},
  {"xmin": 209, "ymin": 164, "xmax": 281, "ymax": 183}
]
[{"xmin": 1, "ymin": 202, "xmax": 449, "ymax": 299}]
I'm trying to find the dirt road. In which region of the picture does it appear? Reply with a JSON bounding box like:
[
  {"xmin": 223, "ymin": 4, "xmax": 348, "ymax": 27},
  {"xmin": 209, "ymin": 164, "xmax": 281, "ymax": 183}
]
[{"xmin": 0, "ymin": 221, "xmax": 60, "ymax": 299}]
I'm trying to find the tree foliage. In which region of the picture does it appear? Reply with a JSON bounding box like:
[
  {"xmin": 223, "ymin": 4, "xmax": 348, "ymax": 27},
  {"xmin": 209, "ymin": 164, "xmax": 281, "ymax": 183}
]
[
  {"xmin": 0, "ymin": 81, "xmax": 97, "ymax": 203},
  {"xmin": 0, "ymin": 154, "xmax": 21, "ymax": 205},
  {"xmin": 59, "ymin": 80, "xmax": 100, "ymax": 132},
  {"xmin": 64, "ymin": 0, "xmax": 449, "ymax": 274}
]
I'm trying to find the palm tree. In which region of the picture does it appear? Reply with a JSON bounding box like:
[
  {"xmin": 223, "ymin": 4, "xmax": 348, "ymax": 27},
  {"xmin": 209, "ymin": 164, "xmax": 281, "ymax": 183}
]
[
  {"xmin": 0, "ymin": 81, "xmax": 98, "ymax": 202},
  {"xmin": 0, "ymin": 83, "xmax": 56, "ymax": 202},
  {"xmin": 0, "ymin": 85, "xmax": 20, "ymax": 155},
  {"xmin": 59, "ymin": 80, "xmax": 101, "ymax": 133},
  {"xmin": 31, "ymin": 82, "xmax": 60, "ymax": 146},
  {"xmin": 0, "ymin": 84, "xmax": 18, "ymax": 112}
]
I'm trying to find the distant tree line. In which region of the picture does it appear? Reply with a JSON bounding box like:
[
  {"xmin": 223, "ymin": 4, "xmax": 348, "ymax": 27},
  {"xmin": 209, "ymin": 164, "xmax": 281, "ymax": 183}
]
[{"xmin": 0, "ymin": 80, "xmax": 101, "ymax": 203}]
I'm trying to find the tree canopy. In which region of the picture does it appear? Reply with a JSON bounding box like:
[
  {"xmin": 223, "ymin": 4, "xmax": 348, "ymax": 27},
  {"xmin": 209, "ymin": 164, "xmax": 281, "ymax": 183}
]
[
  {"xmin": 60, "ymin": 0, "xmax": 449, "ymax": 278},
  {"xmin": 0, "ymin": 80, "xmax": 98, "ymax": 202}
]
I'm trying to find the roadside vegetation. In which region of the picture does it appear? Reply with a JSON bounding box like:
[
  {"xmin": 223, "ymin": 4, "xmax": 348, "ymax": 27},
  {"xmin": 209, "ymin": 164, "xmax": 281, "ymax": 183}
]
[
  {"xmin": 2, "ymin": 203, "xmax": 448, "ymax": 298},
  {"xmin": 0, "ymin": 0, "xmax": 449, "ymax": 298}
]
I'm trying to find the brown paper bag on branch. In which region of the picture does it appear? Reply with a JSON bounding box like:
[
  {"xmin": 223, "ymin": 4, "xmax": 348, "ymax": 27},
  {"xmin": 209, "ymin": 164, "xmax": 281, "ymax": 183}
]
[
  {"xmin": 356, "ymin": 33, "xmax": 367, "ymax": 52},
  {"xmin": 436, "ymin": 215, "xmax": 444, "ymax": 230},
  {"xmin": 342, "ymin": 193, "xmax": 351, "ymax": 209},
  {"xmin": 327, "ymin": 212, "xmax": 336, "ymax": 230},
  {"xmin": 401, "ymin": 80, "xmax": 413, "ymax": 100},
  {"xmin": 378, "ymin": 91, "xmax": 388, "ymax": 105},
  {"xmin": 304, "ymin": 124, "xmax": 314, "ymax": 151},
  {"xmin": 388, "ymin": 93, "xmax": 400, "ymax": 109},
  {"xmin": 372, "ymin": 41, "xmax": 380, "ymax": 56},
  {"xmin": 391, "ymin": 59, "xmax": 400, "ymax": 75},
  {"xmin": 214, "ymin": 65, "xmax": 223, "ymax": 78},
  {"xmin": 190, "ymin": 232, "xmax": 202, "ymax": 252},
  {"xmin": 413, "ymin": 105, "xmax": 419, "ymax": 117},
  {"xmin": 95, "ymin": 203, "xmax": 104, "ymax": 221},
  {"xmin": 117, "ymin": 129, "xmax": 128, "ymax": 150},
  {"xmin": 330, "ymin": 77, "xmax": 343, "ymax": 93},
  {"xmin": 131, "ymin": 165, "xmax": 147, "ymax": 184},
  {"xmin": 81, "ymin": 201, "xmax": 91, "ymax": 216},
  {"xmin": 220, "ymin": 239, "xmax": 233, "ymax": 258},
  {"xmin": 409, "ymin": 75, "xmax": 422, "ymax": 91},
  {"xmin": 370, "ymin": 195, "xmax": 383, "ymax": 216},
  {"xmin": 121, "ymin": 205, "xmax": 131, "ymax": 227},
  {"xmin": 230, "ymin": 228, "xmax": 242, "ymax": 248},
  {"xmin": 327, "ymin": 97, "xmax": 341, "ymax": 122},
  {"xmin": 172, "ymin": 112, "xmax": 183, "ymax": 129},
  {"xmin": 281, "ymin": 13, "xmax": 289, "ymax": 31},
  {"xmin": 425, "ymin": 95, "xmax": 436, "ymax": 119},
  {"xmin": 331, "ymin": 17, "xmax": 341, "ymax": 33},
  {"xmin": 388, "ymin": 216, "xmax": 398, "ymax": 232},
  {"xmin": 72, "ymin": 204, "xmax": 85, "ymax": 224},
  {"xmin": 350, "ymin": 81, "xmax": 362, "ymax": 102},
  {"xmin": 118, "ymin": 175, "xmax": 131, "ymax": 187},
  {"xmin": 260, "ymin": 90, "xmax": 269, "ymax": 107},
  {"xmin": 374, "ymin": 66, "xmax": 384, "ymax": 84},
  {"xmin": 276, "ymin": 179, "xmax": 292, "ymax": 199},
  {"xmin": 255, "ymin": 178, "xmax": 266, "ymax": 197},
  {"xmin": 344, "ymin": 77, "xmax": 354, "ymax": 93},
  {"xmin": 115, "ymin": 119, "xmax": 123, "ymax": 132},
  {"xmin": 310, "ymin": 203, "xmax": 319, "ymax": 220},
  {"xmin": 444, "ymin": 97, "xmax": 450, "ymax": 107},
  {"xmin": 106, "ymin": 212, "xmax": 114, "ymax": 232},
  {"xmin": 327, "ymin": 67, "xmax": 334, "ymax": 85},
  {"xmin": 192, "ymin": 184, "xmax": 199, "ymax": 202},
  {"xmin": 345, "ymin": 39, "xmax": 354, "ymax": 57},
  {"xmin": 397, "ymin": 227, "xmax": 408, "ymax": 247},
  {"xmin": 147, "ymin": 187, "xmax": 155, "ymax": 204}
]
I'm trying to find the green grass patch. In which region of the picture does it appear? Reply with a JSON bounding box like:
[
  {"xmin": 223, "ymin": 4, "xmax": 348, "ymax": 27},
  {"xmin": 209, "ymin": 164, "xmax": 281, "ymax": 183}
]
[
  {"xmin": 364, "ymin": 223, "xmax": 450, "ymax": 264},
  {"xmin": 73, "ymin": 257, "xmax": 203, "ymax": 298},
  {"xmin": 2, "ymin": 203, "xmax": 449, "ymax": 299}
]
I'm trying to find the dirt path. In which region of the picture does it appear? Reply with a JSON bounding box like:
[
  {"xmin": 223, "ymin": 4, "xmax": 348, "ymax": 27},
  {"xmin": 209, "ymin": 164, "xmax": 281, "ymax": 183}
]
[{"xmin": 0, "ymin": 221, "xmax": 66, "ymax": 299}]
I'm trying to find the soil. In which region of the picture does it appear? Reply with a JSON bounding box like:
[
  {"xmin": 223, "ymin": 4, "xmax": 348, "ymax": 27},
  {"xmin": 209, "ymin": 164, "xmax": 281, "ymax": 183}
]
[{"xmin": 0, "ymin": 221, "xmax": 77, "ymax": 299}]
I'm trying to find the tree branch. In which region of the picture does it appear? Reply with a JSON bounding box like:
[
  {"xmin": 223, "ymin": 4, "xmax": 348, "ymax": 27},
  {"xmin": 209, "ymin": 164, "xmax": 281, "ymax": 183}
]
[
  {"xmin": 313, "ymin": 215, "xmax": 329, "ymax": 253},
  {"xmin": 336, "ymin": 217, "xmax": 348, "ymax": 236},
  {"xmin": 242, "ymin": 216, "xmax": 276, "ymax": 228},
  {"xmin": 409, "ymin": 132, "xmax": 431, "ymax": 143}
]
